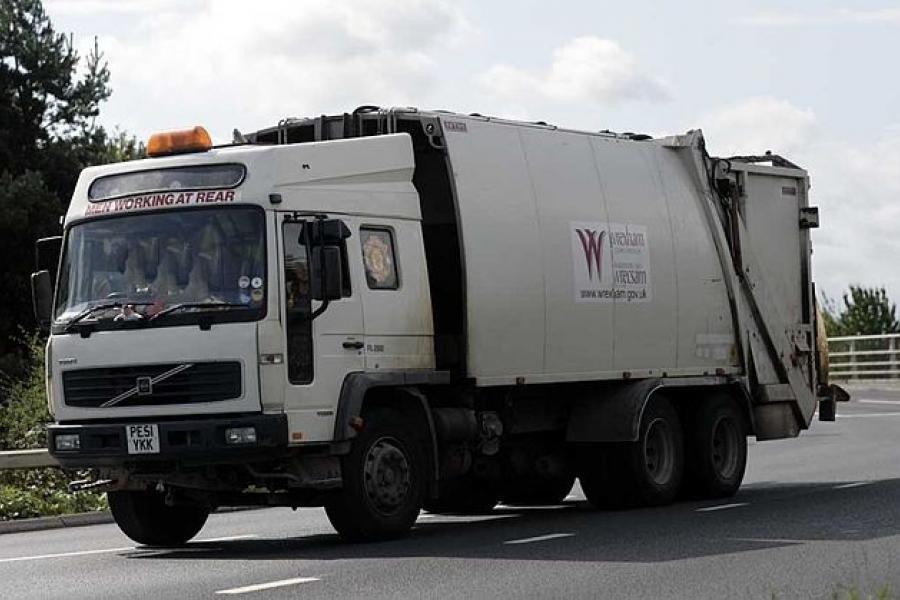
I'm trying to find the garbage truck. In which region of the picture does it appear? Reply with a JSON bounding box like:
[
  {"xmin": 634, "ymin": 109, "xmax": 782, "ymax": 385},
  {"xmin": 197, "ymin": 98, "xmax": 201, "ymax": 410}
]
[{"xmin": 31, "ymin": 106, "xmax": 845, "ymax": 544}]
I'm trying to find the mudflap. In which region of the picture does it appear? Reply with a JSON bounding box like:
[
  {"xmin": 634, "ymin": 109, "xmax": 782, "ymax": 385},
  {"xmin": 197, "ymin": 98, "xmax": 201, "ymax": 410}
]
[{"xmin": 817, "ymin": 384, "xmax": 850, "ymax": 422}]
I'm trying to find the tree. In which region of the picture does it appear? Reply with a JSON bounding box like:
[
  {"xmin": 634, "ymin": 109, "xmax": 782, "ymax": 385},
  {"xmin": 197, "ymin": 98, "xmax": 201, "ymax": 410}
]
[
  {"xmin": 0, "ymin": 0, "xmax": 141, "ymax": 377},
  {"xmin": 823, "ymin": 286, "xmax": 900, "ymax": 337},
  {"xmin": 818, "ymin": 292, "xmax": 843, "ymax": 338}
]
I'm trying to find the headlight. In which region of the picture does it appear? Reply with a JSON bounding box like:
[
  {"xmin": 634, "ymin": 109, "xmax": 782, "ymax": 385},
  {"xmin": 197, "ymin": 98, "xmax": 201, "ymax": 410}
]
[
  {"xmin": 225, "ymin": 427, "xmax": 257, "ymax": 445},
  {"xmin": 54, "ymin": 434, "xmax": 80, "ymax": 451}
]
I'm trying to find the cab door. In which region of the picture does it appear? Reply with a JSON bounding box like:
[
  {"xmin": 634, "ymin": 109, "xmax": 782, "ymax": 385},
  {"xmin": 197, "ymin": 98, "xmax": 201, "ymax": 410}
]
[{"xmin": 279, "ymin": 213, "xmax": 364, "ymax": 442}]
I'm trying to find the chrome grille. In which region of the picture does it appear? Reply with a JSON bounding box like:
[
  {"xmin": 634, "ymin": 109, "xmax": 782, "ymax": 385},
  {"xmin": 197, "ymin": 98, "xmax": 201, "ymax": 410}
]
[{"xmin": 62, "ymin": 362, "xmax": 242, "ymax": 408}]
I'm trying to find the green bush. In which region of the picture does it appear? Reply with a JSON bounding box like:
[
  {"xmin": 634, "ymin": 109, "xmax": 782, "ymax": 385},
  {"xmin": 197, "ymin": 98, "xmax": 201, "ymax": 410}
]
[
  {"xmin": 0, "ymin": 469, "xmax": 106, "ymax": 520},
  {"xmin": 0, "ymin": 333, "xmax": 51, "ymax": 450},
  {"xmin": 0, "ymin": 333, "xmax": 107, "ymax": 520}
]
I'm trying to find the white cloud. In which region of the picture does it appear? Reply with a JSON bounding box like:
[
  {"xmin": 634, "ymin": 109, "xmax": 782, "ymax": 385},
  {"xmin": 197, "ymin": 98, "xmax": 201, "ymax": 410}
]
[
  {"xmin": 45, "ymin": 0, "xmax": 191, "ymax": 15},
  {"xmin": 737, "ymin": 11, "xmax": 814, "ymax": 27},
  {"xmin": 698, "ymin": 96, "xmax": 900, "ymax": 302},
  {"xmin": 837, "ymin": 8, "xmax": 900, "ymax": 24},
  {"xmin": 739, "ymin": 8, "xmax": 900, "ymax": 27},
  {"xmin": 480, "ymin": 36, "xmax": 670, "ymax": 107},
  {"xmin": 698, "ymin": 96, "xmax": 817, "ymax": 157},
  {"xmin": 811, "ymin": 126, "xmax": 900, "ymax": 303},
  {"xmin": 68, "ymin": 0, "xmax": 473, "ymax": 142}
]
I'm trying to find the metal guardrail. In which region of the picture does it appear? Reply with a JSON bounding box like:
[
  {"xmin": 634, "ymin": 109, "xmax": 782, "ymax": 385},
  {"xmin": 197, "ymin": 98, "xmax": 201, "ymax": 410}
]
[
  {"xmin": 0, "ymin": 448, "xmax": 58, "ymax": 470},
  {"xmin": 828, "ymin": 333, "xmax": 900, "ymax": 381}
]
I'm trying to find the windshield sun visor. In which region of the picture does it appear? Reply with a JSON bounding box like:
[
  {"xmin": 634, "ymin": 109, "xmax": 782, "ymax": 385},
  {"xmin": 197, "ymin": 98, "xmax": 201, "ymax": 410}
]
[{"xmin": 88, "ymin": 164, "xmax": 246, "ymax": 202}]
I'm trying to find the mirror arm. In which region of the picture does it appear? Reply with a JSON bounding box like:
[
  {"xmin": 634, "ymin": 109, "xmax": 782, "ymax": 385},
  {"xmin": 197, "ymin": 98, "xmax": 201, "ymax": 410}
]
[
  {"xmin": 310, "ymin": 299, "xmax": 330, "ymax": 320},
  {"xmin": 309, "ymin": 215, "xmax": 331, "ymax": 321}
]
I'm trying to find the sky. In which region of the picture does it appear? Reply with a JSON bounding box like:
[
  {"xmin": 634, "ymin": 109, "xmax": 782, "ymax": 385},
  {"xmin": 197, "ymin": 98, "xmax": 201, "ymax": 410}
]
[{"xmin": 45, "ymin": 0, "xmax": 900, "ymax": 305}]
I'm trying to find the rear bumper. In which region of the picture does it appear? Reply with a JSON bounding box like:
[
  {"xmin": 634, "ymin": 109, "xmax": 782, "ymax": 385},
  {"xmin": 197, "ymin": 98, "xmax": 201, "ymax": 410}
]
[{"xmin": 47, "ymin": 414, "xmax": 288, "ymax": 468}]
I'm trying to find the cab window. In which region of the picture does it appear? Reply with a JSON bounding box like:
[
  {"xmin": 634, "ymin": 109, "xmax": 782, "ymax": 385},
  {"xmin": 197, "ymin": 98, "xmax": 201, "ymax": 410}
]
[
  {"xmin": 360, "ymin": 228, "xmax": 399, "ymax": 290},
  {"xmin": 282, "ymin": 221, "xmax": 313, "ymax": 384}
]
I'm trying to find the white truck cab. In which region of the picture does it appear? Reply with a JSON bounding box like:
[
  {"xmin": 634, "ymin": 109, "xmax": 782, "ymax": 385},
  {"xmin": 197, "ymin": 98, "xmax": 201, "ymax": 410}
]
[{"xmin": 33, "ymin": 108, "xmax": 845, "ymax": 545}]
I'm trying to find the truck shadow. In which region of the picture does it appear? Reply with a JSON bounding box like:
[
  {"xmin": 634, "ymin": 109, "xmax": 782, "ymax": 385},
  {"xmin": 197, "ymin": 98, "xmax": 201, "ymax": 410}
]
[{"xmin": 125, "ymin": 477, "xmax": 900, "ymax": 564}]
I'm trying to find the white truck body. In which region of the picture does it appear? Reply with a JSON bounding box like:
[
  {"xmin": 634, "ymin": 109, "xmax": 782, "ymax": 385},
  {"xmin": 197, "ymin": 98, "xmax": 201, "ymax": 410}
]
[
  {"xmin": 39, "ymin": 108, "xmax": 836, "ymax": 543},
  {"xmin": 447, "ymin": 122, "xmax": 737, "ymax": 384}
]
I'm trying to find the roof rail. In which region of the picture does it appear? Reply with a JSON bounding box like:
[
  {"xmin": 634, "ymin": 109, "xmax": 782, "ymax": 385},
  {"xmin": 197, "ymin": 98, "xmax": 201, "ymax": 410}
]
[{"xmin": 727, "ymin": 152, "xmax": 802, "ymax": 170}]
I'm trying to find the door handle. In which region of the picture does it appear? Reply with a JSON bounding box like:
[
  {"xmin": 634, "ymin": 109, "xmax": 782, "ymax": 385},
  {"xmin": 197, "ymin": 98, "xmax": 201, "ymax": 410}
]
[{"xmin": 342, "ymin": 341, "xmax": 364, "ymax": 350}]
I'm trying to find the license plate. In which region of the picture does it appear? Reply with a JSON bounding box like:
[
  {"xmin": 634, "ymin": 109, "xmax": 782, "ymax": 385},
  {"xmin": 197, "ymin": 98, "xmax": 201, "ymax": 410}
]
[{"xmin": 126, "ymin": 424, "xmax": 160, "ymax": 455}]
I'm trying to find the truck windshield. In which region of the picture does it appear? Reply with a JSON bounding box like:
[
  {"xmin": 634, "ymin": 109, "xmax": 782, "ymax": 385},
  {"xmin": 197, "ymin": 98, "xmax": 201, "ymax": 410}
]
[{"xmin": 54, "ymin": 206, "xmax": 266, "ymax": 327}]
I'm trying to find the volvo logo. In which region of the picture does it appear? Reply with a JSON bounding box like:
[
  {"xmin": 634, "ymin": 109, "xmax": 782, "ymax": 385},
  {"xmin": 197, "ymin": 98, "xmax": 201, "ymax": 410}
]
[
  {"xmin": 100, "ymin": 364, "xmax": 194, "ymax": 408},
  {"xmin": 135, "ymin": 376, "xmax": 153, "ymax": 396}
]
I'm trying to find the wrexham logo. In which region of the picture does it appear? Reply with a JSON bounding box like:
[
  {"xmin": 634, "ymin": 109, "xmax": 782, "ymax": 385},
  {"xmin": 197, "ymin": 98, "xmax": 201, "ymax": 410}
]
[
  {"xmin": 571, "ymin": 221, "xmax": 652, "ymax": 304},
  {"xmin": 575, "ymin": 228, "xmax": 607, "ymax": 281}
]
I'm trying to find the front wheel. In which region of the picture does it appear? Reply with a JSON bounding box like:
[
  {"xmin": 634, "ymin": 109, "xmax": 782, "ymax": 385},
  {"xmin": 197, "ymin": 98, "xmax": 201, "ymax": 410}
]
[
  {"xmin": 325, "ymin": 408, "xmax": 426, "ymax": 541},
  {"xmin": 108, "ymin": 490, "xmax": 209, "ymax": 546}
]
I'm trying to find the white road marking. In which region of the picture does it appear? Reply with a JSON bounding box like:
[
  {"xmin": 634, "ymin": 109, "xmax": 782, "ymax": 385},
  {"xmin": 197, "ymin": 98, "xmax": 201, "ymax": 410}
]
[
  {"xmin": 834, "ymin": 481, "xmax": 874, "ymax": 489},
  {"xmin": 498, "ymin": 503, "xmax": 569, "ymax": 510},
  {"xmin": 837, "ymin": 412, "xmax": 900, "ymax": 418},
  {"xmin": 216, "ymin": 577, "xmax": 320, "ymax": 595},
  {"xmin": 565, "ymin": 495, "xmax": 578, "ymax": 501},
  {"xmin": 696, "ymin": 502, "xmax": 748, "ymax": 512},
  {"xmin": 858, "ymin": 399, "xmax": 900, "ymax": 405},
  {"xmin": 0, "ymin": 546, "xmax": 134, "ymax": 564},
  {"xmin": 0, "ymin": 534, "xmax": 258, "ymax": 564},
  {"xmin": 195, "ymin": 534, "xmax": 258, "ymax": 543},
  {"xmin": 732, "ymin": 537, "xmax": 805, "ymax": 544},
  {"xmin": 504, "ymin": 532, "xmax": 574, "ymax": 545},
  {"xmin": 431, "ymin": 514, "xmax": 520, "ymax": 522}
]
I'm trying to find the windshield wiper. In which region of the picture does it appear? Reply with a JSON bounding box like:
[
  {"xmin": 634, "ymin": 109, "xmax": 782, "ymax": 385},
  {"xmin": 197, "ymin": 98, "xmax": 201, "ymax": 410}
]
[
  {"xmin": 63, "ymin": 301, "xmax": 154, "ymax": 332},
  {"xmin": 148, "ymin": 302, "xmax": 250, "ymax": 323}
]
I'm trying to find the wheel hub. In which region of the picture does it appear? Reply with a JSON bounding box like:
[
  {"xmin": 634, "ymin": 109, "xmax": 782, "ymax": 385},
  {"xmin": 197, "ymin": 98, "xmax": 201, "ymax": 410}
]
[
  {"xmin": 710, "ymin": 416, "xmax": 740, "ymax": 479},
  {"xmin": 643, "ymin": 418, "xmax": 675, "ymax": 485},
  {"xmin": 363, "ymin": 437, "xmax": 411, "ymax": 515}
]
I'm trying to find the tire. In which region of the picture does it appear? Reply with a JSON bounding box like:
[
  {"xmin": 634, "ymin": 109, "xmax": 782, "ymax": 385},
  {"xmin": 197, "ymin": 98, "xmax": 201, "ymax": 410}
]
[
  {"xmin": 502, "ymin": 473, "xmax": 576, "ymax": 506},
  {"xmin": 682, "ymin": 395, "xmax": 748, "ymax": 499},
  {"xmin": 108, "ymin": 490, "xmax": 209, "ymax": 546},
  {"xmin": 579, "ymin": 397, "xmax": 684, "ymax": 509},
  {"xmin": 325, "ymin": 408, "xmax": 427, "ymax": 541},
  {"xmin": 423, "ymin": 477, "xmax": 500, "ymax": 515}
]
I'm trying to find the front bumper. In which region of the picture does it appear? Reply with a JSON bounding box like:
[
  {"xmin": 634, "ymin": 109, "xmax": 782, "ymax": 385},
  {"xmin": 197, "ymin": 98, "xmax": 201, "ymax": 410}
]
[{"xmin": 47, "ymin": 414, "xmax": 288, "ymax": 468}]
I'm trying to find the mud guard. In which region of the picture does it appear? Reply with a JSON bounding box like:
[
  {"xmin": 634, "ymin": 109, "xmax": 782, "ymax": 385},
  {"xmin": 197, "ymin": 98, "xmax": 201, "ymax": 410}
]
[
  {"xmin": 333, "ymin": 371, "xmax": 449, "ymax": 441},
  {"xmin": 817, "ymin": 383, "xmax": 850, "ymax": 422},
  {"xmin": 333, "ymin": 371, "xmax": 450, "ymax": 492},
  {"xmin": 565, "ymin": 376, "xmax": 739, "ymax": 443},
  {"xmin": 566, "ymin": 379, "xmax": 663, "ymax": 443}
]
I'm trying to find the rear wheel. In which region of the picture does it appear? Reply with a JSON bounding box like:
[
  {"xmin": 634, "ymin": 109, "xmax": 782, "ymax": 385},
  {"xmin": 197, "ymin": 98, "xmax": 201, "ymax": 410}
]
[
  {"xmin": 579, "ymin": 397, "xmax": 684, "ymax": 509},
  {"xmin": 325, "ymin": 408, "xmax": 426, "ymax": 541},
  {"xmin": 108, "ymin": 490, "xmax": 209, "ymax": 546},
  {"xmin": 682, "ymin": 395, "xmax": 748, "ymax": 499}
]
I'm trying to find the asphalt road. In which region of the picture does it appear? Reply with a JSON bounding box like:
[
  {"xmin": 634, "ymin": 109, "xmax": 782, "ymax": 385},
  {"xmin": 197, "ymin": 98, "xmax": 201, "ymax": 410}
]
[{"xmin": 3, "ymin": 388, "xmax": 900, "ymax": 600}]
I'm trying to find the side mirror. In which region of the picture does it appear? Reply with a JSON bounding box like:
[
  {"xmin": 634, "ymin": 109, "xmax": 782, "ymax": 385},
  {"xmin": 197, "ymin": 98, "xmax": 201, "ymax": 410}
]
[
  {"xmin": 304, "ymin": 219, "xmax": 351, "ymax": 245},
  {"xmin": 310, "ymin": 246, "xmax": 343, "ymax": 301},
  {"xmin": 31, "ymin": 270, "xmax": 53, "ymax": 331}
]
